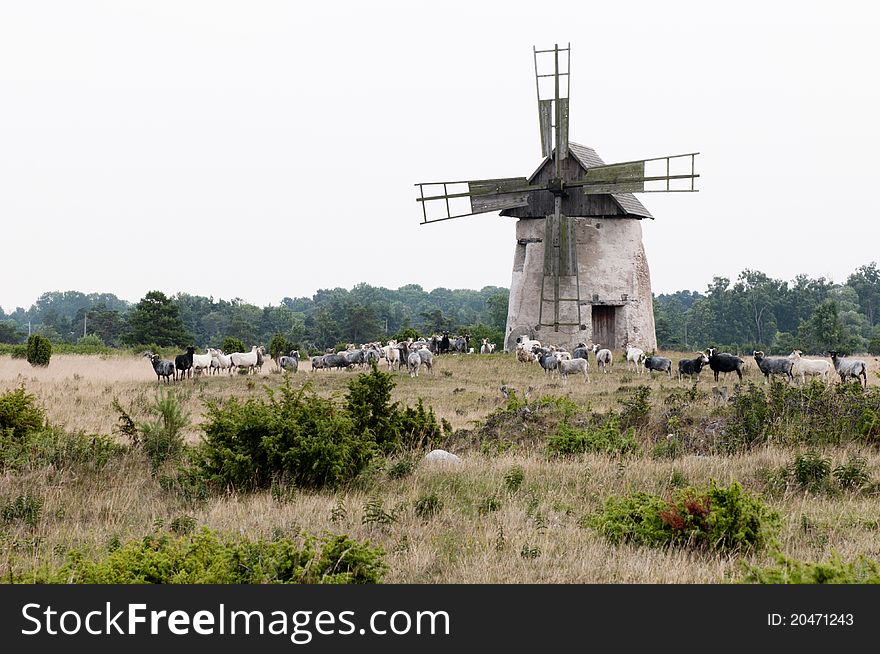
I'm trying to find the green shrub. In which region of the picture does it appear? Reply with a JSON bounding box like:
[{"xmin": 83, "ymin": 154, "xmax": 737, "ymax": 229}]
[
  {"xmin": 198, "ymin": 379, "xmax": 375, "ymax": 491},
  {"xmin": 546, "ymin": 416, "xmax": 638, "ymax": 458},
  {"xmin": 791, "ymin": 451, "xmax": 833, "ymax": 493},
  {"xmin": 42, "ymin": 528, "xmax": 387, "ymax": 584},
  {"xmin": 0, "ymin": 386, "xmax": 45, "ymax": 439},
  {"xmin": 361, "ymin": 496, "xmax": 397, "ymax": 526},
  {"xmin": 741, "ymin": 552, "xmax": 880, "ymax": 584},
  {"xmin": 833, "ymin": 456, "xmax": 872, "ymax": 490},
  {"xmin": 585, "ymin": 480, "xmax": 778, "ymax": 553},
  {"xmin": 268, "ymin": 334, "xmax": 294, "ymax": 360},
  {"xmin": 26, "ymin": 334, "xmax": 52, "ymax": 367},
  {"xmin": 413, "ymin": 493, "xmax": 443, "ymax": 520},
  {"xmin": 478, "ymin": 495, "xmax": 502, "ymax": 514},
  {"xmin": 138, "ymin": 392, "xmax": 189, "ymax": 472},
  {"xmin": 618, "ymin": 385, "xmax": 652, "ymax": 429},
  {"xmin": 503, "ymin": 466, "xmax": 525, "ymax": 493},
  {"xmin": 2, "ymin": 493, "xmax": 43, "ymax": 528},
  {"xmin": 387, "ymin": 458, "xmax": 416, "ymax": 480},
  {"xmin": 222, "ymin": 337, "xmax": 246, "ymax": 354},
  {"xmin": 396, "ymin": 398, "xmax": 451, "ymax": 451}
]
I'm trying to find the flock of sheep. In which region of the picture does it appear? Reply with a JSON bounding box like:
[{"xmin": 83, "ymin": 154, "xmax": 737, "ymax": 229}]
[
  {"xmin": 143, "ymin": 345, "xmax": 271, "ymax": 382},
  {"xmin": 142, "ymin": 334, "xmax": 870, "ymax": 390},
  {"xmin": 513, "ymin": 336, "xmax": 870, "ymax": 388}
]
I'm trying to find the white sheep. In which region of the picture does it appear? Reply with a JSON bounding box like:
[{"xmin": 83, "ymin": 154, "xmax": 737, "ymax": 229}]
[
  {"xmin": 787, "ymin": 350, "xmax": 833, "ymax": 385},
  {"xmin": 555, "ymin": 354, "xmax": 590, "ymax": 383},
  {"xmin": 592, "ymin": 344, "xmax": 613, "ymax": 373},
  {"xmin": 624, "ymin": 344, "xmax": 645, "ymax": 375}
]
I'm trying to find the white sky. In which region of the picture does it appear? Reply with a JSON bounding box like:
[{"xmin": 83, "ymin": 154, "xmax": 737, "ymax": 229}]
[{"xmin": 2, "ymin": 1, "xmax": 879, "ymax": 311}]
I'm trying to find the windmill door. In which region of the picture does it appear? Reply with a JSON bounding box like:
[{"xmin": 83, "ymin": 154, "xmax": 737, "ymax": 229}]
[{"xmin": 591, "ymin": 306, "xmax": 617, "ymax": 349}]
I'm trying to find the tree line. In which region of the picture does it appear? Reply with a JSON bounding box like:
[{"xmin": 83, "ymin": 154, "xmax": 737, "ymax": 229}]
[
  {"xmin": 0, "ymin": 285, "xmax": 510, "ymax": 353},
  {"xmin": 2, "ymin": 262, "xmax": 879, "ymax": 355},
  {"xmin": 654, "ymin": 263, "xmax": 880, "ymax": 355}
]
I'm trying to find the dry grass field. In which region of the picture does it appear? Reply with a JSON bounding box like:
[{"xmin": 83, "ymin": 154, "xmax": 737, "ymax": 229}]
[{"xmin": 2, "ymin": 350, "xmax": 880, "ymax": 583}]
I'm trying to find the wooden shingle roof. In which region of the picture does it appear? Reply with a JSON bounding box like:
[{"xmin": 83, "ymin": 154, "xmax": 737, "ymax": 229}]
[{"xmin": 567, "ymin": 142, "xmax": 653, "ymax": 219}]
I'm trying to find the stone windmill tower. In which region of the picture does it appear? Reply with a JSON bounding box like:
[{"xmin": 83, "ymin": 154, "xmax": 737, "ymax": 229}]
[{"xmin": 416, "ymin": 44, "xmax": 699, "ymax": 352}]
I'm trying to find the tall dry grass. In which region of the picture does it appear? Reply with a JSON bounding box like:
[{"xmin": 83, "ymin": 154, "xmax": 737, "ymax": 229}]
[{"xmin": 1, "ymin": 350, "xmax": 879, "ymax": 583}]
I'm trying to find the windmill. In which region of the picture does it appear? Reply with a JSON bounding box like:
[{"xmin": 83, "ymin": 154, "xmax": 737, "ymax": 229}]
[{"xmin": 415, "ymin": 44, "xmax": 699, "ymax": 352}]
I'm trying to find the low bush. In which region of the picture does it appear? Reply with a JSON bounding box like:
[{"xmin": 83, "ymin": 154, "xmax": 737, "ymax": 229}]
[
  {"xmin": 585, "ymin": 480, "xmax": 778, "ymax": 553},
  {"xmin": 546, "ymin": 416, "xmax": 638, "ymax": 458},
  {"xmin": 2, "ymin": 493, "xmax": 43, "ymax": 528},
  {"xmin": 0, "ymin": 426, "xmax": 122, "ymax": 472},
  {"xmin": 139, "ymin": 392, "xmax": 189, "ymax": 472},
  {"xmin": 740, "ymin": 552, "xmax": 880, "ymax": 584},
  {"xmin": 0, "ymin": 386, "xmax": 45, "ymax": 439},
  {"xmin": 197, "ymin": 379, "xmax": 375, "ymax": 491},
  {"xmin": 413, "ymin": 493, "xmax": 443, "ymax": 520},
  {"xmin": 40, "ymin": 528, "xmax": 387, "ymax": 584}
]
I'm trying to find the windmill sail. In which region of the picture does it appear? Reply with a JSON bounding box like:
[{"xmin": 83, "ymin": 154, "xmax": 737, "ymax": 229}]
[
  {"xmin": 578, "ymin": 153, "xmax": 699, "ymax": 195},
  {"xmin": 415, "ymin": 177, "xmax": 539, "ymax": 223}
]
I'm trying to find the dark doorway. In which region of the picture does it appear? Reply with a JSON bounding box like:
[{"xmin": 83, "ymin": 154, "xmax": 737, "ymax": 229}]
[{"xmin": 591, "ymin": 305, "xmax": 617, "ymax": 349}]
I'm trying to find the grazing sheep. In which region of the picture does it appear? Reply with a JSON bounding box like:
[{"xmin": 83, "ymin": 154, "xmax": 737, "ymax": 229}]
[
  {"xmin": 787, "ymin": 350, "xmax": 833, "ymax": 385},
  {"xmin": 624, "ymin": 344, "xmax": 646, "ymax": 375},
  {"xmin": 643, "ymin": 355, "xmax": 673, "ymax": 378},
  {"xmin": 752, "ymin": 350, "xmax": 794, "ymax": 384},
  {"xmin": 677, "ymin": 352, "xmax": 710, "ymax": 382},
  {"xmin": 322, "ymin": 353, "xmax": 350, "ymax": 371},
  {"xmin": 516, "ymin": 348, "xmax": 536, "ymax": 364},
  {"xmin": 416, "ymin": 347, "xmax": 434, "ymax": 374},
  {"xmin": 144, "ymin": 352, "xmax": 175, "ymax": 384},
  {"xmin": 828, "ymin": 351, "xmax": 868, "ymax": 388},
  {"xmin": 278, "ymin": 350, "xmax": 300, "ymax": 373},
  {"xmin": 174, "ymin": 346, "xmax": 195, "ymax": 380},
  {"xmin": 310, "ymin": 355, "xmax": 326, "ymax": 371},
  {"xmin": 407, "ymin": 350, "xmax": 422, "ymax": 377},
  {"xmin": 705, "ymin": 347, "xmax": 744, "ymax": 382},
  {"xmin": 592, "ymin": 344, "xmax": 613, "ymax": 373},
  {"xmin": 556, "ymin": 355, "xmax": 590, "ymax": 383}
]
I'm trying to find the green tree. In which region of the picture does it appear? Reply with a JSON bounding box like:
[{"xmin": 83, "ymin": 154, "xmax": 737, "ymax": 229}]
[
  {"xmin": 123, "ymin": 291, "xmax": 191, "ymax": 347},
  {"xmin": 0, "ymin": 320, "xmax": 22, "ymax": 344},
  {"xmin": 797, "ymin": 300, "xmax": 859, "ymax": 354},
  {"xmin": 26, "ymin": 334, "xmax": 52, "ymax": 367},
  {"xmin": 847, "ymin": 262, "xmax": 880, "ymax": 325}
]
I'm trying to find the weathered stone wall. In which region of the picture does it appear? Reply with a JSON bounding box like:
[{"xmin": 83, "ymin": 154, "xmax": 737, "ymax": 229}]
[{"xmin": 504, "ymin": 216, "xmax": 657, "ymax": 352}]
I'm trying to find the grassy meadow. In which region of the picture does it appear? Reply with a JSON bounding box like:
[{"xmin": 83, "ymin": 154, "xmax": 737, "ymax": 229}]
[{"xmin": 1, "ymin": 350, "xmax": 880, "ymax": 583}]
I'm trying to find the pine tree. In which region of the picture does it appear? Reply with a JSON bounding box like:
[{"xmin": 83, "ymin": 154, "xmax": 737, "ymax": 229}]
[{"xmin": 123, "ymin": 291, "xmax": 191, "ymax": 347}]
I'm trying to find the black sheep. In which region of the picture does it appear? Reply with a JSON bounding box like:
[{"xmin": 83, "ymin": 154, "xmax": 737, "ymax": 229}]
[
  {"xmin": 677, "ymin": 352, "xmax": 709, "ymax": 381},
  {"xmin": 144, "ymin": 352, "xmax": 175, "ymax": 384},
  {"xmin": 175, "ymin": 346, "xmax": 195, "ymax": 380},
  {"xmin": 706, "ymin": 347, "xmax": 744, "ymax": 382}
]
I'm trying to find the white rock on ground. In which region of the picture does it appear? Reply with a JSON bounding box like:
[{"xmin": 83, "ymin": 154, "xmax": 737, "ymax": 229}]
[{"xmin": 424, "ymin": 449, "xmax": 462, "ymax": 464}]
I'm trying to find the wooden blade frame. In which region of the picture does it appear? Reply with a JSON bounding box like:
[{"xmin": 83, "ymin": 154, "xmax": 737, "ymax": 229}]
[
  {"xmin": 534, "ymin": 44, "xmax": 570, "ymax": 164},
  {"xmin": 577, "ymin": 153, "xmax": 700, "ymax": 195},
  {"xmin": 415, "ymin": 177, "xmax": 542, "ymax": 223}
]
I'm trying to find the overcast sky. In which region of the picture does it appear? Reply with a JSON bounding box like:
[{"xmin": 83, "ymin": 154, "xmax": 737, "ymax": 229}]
[{"xmin": 2, "ymin": 1, "xmax": 879, "ymax": 312}]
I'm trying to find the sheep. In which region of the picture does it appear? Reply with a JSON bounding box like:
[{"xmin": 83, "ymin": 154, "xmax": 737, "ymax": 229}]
[
  {"xmin": 677, "ymin": 352, "xmax": 710, "ymax": 381},
  {"xmin": 533, "ymin": 346, "xmax": 558, "ymax": 376},
  {"xmin": 752, "ymin": 350, "xmax": 794, "ymax": 384},
  {"xmin": 572, "ymin": 342, "xmax": 590, "ymax": 361},
  {"xmin": 365, "ymin": 346, "xmax": 383, "ymax": 367},
  {"xmin": 480, "ymin": 338, "xmax": 493, "ymax": 354},
  {"xmin": 828, "ymin": 350, "xmax": 868, "ymax": 388},
  {"xmin": 380, "ymin": 340, "xmax": 399, "ymax": 370},
  {"xmin": 624, "ymin": 344, "xmax": 645, "ymax": 375},
  {"xmin": 643, "ymin": 355, "xmax": 673, "ymax": 378},
  {"xmin": 516, "ymin": 347, "xmax": 536, "ymax": 364},
  {"xmin": 396, "ymin": 341, "xmax": 411, "ymax": 371},
  {"xmin": 278, "ymin": 350, "xmax": 300, "ymax": 373},
  {"xmin": 255, "ymin": 345, "xmax": 265, "ymax": 373},
  {"xmin": 705, "ymin": 347, "xmax": 744, "ymax": 382},
  {"xmin": 453, "ymin": 335, "xmax": 470, "ymax": 354},
  {"xmin": 207, "ymin": 348, "xmax": 232, "ymax": 375},
  {"xmin": 191, "ymin": 349, "xmax": 213, "ymax": 377},
  {"xmin": 439, "ymin": 332, "xmax": 451, "ymax": 354},
  {"xmin": 407, "ymin": 350, "xmax": 422, "ymax": 377},
  {"xmin": 143, "ymin": 352, "xmax": 175, "ymax": 384},
  {"xmin": 174, "ymin": 346, "xmax": 195, "ymax": 380},
  {"xmin": 229, "ymin": 346, "xmax": 261, "ymax": 374},
  {"xmin": 592, "ymin": 344, "xmax": 613, "ymax": 373},
  {"xmin": 310, "ymin": 355, "xmax": 326, "ymax": 371},
  {"xmin": 555, "ymin": 354, "xmax": 589, "ymax": 383},
  {"xmin": 787, "ymin": 350, "xmax": 833, "ymax": 385},
  {"xmin": 515, "ymin": 336, "xmax": 542, "ymax": 353},
  {"xmin": 416, "ymin": 347, "xmax": 434, "ymax": 374},
  {"xmin": 344, "ymin": 348, "xmax": 366, "ymax": 369},
  {"xmin": 322, "ymin": 353, "xmax": 350, "ymax": 371}
]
